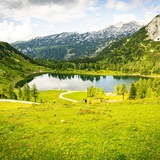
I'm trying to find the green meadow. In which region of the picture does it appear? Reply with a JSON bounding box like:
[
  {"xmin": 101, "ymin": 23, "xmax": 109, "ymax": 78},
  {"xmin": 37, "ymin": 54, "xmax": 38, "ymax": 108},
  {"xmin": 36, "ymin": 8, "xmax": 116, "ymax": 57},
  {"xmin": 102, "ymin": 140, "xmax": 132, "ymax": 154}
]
[{"xmin": 0, "ymin": 90, "xmax": 160, "ymax": 160}]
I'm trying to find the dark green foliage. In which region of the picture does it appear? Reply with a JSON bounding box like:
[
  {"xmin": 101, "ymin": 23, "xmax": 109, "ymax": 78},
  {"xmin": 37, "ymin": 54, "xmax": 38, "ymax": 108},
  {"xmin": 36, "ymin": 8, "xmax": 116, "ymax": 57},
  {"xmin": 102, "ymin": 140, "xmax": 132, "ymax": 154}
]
[
  {"xmin": 97, "ymin": 27, "xmax": 160, "ymax": 74},
  {"xmin": 0, "ymin": 85, "xmax": 8, "ymax": 99},
  {"xmin": 125, "ymin": 78, "xmax": 160, "ymax": 100},
  {"xmin": 22, "ymin": 83, "xmax": 31, "ymax": 101},
  {"xmin": 31, "ymin": 84, "xmax": 39, "ymax": 102},
  {"xmin": 135, "ymin": 78, "xmax": 147, "ymax": 99},
  {"xmin": 18, "ymin": 86, "xmax": 22, "ymax": 100},
  {"xmin": 15, "ymin": 72, "xmax": 45, "ymax": 88},
  {"xmin": 0, "ymin": 41, "xmax": 40, "ymax": 87},
  {"xmin": 0, "ymin": 84, "xmax": 17, "ymax": 99},
  {"xmin": 128, "ymin": 82, "xmax": 137, "ymax": 100},
  {"xmin": 152, "ymin": 78, "xmax": 160, "ymax": 97},
  {"xmin": 8, "ymin": 84, "xmax": 17, "ymax": 99}
]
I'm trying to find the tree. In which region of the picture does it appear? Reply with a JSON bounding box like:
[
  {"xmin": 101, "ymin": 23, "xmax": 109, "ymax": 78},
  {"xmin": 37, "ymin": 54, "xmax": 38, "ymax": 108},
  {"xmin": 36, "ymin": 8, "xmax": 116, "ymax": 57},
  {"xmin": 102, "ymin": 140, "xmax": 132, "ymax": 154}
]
[
  {"xmin": 119, "ymin": 83, "xmax": 127, "ymax": 100},
  {"xmin": 152, "ymin": 78, "xmax": 160, "ymax": 97},
  {"xmin": 128, "ymin": 82, "xmax": 136, "ymax": 100},
  {"xmin": 87, "ymin": 86, "xmax": 106, "ymax": 102},
  {"xmin": 114, "ymin": 84, "xmax": 120, "ymax": 95},
  {"xmin": 8, "ymin": 84, "xmax": 17, "ymax": 99},
  {"xmin": 0, "ymin": 85, "xmax": 7, "ymax": 98},
  {"xmin": 18, "ymin": 86, "xmax": 23, "ymax": 100},
  {"xmin": 135, "ymin": 78, "xmax": 147, "ymax": 99},
  {"xmin": 23, "ymin": 83, "xmax": 31, "ymax": 101},
  {"xmin": 31, "ymin": 84, "xmax": 39, "ymax": 102},
  {"xmin": 87, "ymin": 85, "xmax": 95, "ymax": 97},
  {"xmin": 146, "ymin": 79, "xmax": 153, "ymax": 98},
  {"xmin": 96, "ymin": 88, "xmax": 106, "ymax": 102}
]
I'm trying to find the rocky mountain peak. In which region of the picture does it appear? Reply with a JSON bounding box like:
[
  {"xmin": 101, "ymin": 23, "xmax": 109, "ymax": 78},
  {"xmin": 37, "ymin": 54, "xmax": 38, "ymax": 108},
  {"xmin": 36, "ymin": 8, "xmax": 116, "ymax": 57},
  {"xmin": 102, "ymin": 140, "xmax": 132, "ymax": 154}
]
[{"xmin": 146, "ymin": 14, "xmax": 160, "ymax": 41}]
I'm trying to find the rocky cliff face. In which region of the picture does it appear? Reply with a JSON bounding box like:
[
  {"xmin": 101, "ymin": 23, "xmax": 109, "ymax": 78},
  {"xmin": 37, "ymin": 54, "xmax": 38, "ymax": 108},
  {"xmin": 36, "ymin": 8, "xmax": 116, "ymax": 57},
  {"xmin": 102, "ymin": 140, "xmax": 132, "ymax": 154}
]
[{"xmin": 146, "ymin": 14, "xmax": 160, "ymax": 41}]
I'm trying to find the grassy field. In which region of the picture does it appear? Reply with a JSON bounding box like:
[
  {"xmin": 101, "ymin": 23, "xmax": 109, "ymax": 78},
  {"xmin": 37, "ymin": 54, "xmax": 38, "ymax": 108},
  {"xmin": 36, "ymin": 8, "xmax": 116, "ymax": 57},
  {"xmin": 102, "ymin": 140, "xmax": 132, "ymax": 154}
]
[{"xmin": 0, "ymin": 90, "xmax": 160, "ymax": 160}]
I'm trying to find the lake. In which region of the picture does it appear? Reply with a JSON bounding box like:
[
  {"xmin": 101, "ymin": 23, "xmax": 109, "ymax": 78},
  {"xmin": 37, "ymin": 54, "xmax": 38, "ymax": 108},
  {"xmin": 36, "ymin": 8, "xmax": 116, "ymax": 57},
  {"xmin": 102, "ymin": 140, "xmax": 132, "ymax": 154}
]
[{"xmin": 28, "ymin": 73, "xmax": 148, "ymax": 92}]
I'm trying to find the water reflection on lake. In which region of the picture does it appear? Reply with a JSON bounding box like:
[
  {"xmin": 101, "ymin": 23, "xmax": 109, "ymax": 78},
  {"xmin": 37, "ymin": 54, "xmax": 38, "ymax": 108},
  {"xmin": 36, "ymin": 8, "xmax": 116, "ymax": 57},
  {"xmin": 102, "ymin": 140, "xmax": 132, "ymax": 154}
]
[{"xmin": 28, "ymin": 73, "xmax": 146, "ymax": 92}]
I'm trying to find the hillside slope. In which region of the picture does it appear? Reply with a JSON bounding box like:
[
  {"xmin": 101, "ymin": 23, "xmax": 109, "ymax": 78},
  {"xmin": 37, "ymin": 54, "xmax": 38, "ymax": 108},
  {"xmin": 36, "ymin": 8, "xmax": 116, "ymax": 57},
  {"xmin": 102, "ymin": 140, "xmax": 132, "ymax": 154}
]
[
  {"xmin": 0, "ymin": 41, "xmax": 40, "ymax": 86},
  {"xmin": 11, "ymin": 21, "xmax": 142, "ymax": 60},
  {"xmin": 97, "ymin": 15, "xmax": 160, "ymax": 75}
]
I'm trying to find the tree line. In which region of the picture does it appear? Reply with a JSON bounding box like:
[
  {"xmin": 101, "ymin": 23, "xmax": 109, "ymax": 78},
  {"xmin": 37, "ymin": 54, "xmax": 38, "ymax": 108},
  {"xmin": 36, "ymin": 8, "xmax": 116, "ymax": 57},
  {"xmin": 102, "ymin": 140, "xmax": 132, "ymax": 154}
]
[
  {"xmin": 86, "ymin": 77, "xmax": 160, "ymax": 102},
  {"xmin": 0, "ymin": 83, "xmax": 39, "ymax": 102},
  {"xmin": 1, "ymin": 78, "xmax": 160, "ymax": 102},
  {"xmin": 114, "ymin": 78, "xmax": 160, "ymax": 100},
  {"xmin": 35, "ymin": 57, "xmax": 160, "ymax": 75}
]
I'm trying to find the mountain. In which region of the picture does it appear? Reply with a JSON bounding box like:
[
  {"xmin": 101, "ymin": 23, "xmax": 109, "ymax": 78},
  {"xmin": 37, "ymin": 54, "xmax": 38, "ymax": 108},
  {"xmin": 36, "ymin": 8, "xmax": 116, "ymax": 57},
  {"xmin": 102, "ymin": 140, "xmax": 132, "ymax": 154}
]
[
  {"xmin": 0, "ymin": 41, "xmax": 40, "ymax": 87},
  {"xmin": 11, "ymin": 21, "xmax": 143, "ymax": 60},
  {"xmin": 97, "ymin": 14, "xmax": 160, "ymax": 75}
]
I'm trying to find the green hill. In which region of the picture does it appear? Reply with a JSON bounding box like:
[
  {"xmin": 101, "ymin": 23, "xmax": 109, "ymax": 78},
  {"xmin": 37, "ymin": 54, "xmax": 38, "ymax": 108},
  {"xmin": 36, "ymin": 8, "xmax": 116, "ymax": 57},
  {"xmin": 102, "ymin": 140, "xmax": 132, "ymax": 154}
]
[
  {"xmin": 0, "ymin": 41, "xmax": 41, "ymax": 87},
  {"xmin": 97, "ymin": 15, "xmax": 160, "ymax": 75}
]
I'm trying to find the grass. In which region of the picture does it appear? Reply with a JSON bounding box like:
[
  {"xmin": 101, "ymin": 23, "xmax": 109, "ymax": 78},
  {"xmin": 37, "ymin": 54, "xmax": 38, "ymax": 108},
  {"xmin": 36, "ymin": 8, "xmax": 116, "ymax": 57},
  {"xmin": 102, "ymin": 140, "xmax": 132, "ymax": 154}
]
[
  {"xmin": 38, "ymin": 90, "xmax": 67, "ymax": 103},
  {"xmin": 62, "ymin": 91, "xmax": 124, "ymax": 103},
  {"xmin": 62, "ymin": 91, "xmax": 87, "ymax": 102},
  {"xmin": 0, "ymin": 91, "xmax": 160, "ymax": 160}
]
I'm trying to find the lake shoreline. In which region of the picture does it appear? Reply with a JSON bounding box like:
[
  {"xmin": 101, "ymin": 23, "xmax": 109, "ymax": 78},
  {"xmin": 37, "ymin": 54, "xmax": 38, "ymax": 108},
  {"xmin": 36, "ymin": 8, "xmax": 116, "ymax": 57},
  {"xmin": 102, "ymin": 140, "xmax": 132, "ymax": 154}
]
[{"xmin": 15, "ymin": 70, "xmax": 158, "ymax": 88}]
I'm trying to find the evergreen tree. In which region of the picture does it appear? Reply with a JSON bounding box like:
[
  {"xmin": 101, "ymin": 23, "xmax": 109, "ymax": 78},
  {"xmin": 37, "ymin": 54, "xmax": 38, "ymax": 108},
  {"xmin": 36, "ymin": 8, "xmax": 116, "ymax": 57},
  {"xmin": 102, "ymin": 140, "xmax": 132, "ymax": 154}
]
[
  {"xmin": 8, "ymin": 84, "xmax": 17, "ymax": 99},
  {"xmin": 23, "ymin": 83, "xmax": 31, "ymax": 101},
  {"xmin": 146, "ymin": 79, "xmax": 153, "ymax": 98},
  {"xmin": 0, "ymin": 85, "xmax": 7, "ymax": 98},
  {"xmin": 135, "ymin": 78, "xmax": 147, "ymax": 99},
  {"xmin": 18, "ymin": 86, "xmax": 23, "ymax": 100},
  {"xmin": 153, "ymin": 78, "xmax": 160, "ymax": 97},
  {"xmin": 128, "ymin": 82, "xmax": 136, "ymax": 100},
  {"xmin": 31, "ymin": 84, "xmax": 39, "ymax": 102},
  {"xmin": 119, "ymin": 83, "xmax": 127, "ymax": 100}
]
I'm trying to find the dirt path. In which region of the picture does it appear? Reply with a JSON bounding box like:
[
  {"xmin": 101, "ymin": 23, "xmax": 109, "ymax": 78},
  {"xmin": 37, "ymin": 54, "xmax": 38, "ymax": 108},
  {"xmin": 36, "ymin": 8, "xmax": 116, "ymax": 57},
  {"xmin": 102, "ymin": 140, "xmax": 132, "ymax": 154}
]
[
  {"xmin": 0, "ymin": 99, "xmax": 39, "ymax": 104},
  {"xmin": 59, "ymin": 91, "xmax": 79, "ymax": 102}
]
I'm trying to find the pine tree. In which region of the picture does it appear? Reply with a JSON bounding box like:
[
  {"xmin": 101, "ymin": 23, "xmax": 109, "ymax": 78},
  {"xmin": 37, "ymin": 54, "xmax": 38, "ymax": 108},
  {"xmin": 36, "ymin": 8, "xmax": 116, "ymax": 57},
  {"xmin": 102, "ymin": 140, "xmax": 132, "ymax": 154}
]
[
  {"xmin": 8, "ymin": 84, "xmax": 17, "ymax": 99},
  {"xmin": 128, "ymin": 82, "xmax": 136, "ymax": 100},
  {"xmin": 31, "ymin": 84, "xmax": 39, "ymax": 102},
  {"xmin": 119, "ymin": 83, "xmax": 127, "ymax": 100},
  {"xmin": 153, "ymin": 78, "xmax": 160, "ymax": 97},
  {"xmin": 23, "ymin": 83, "xmax": 31, "ymax": 101},
  {"xmin": 135, "ymin": 78, "xmax": 147, "ymax": 99},
  {"xmin": 18, "ymin": 86, "xmax": 23, "ymax": 100},
  {"xmin": 0, "ymin": 85, "xmax": 7, "ymax": 98}
]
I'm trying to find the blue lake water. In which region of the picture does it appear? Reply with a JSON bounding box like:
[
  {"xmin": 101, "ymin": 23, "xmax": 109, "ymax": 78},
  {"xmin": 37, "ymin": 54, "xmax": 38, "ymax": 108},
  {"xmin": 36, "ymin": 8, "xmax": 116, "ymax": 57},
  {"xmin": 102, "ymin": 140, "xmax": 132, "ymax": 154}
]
[{"xmin": 28, "ymin": 73, "xmax": 147, "ymax": 92}]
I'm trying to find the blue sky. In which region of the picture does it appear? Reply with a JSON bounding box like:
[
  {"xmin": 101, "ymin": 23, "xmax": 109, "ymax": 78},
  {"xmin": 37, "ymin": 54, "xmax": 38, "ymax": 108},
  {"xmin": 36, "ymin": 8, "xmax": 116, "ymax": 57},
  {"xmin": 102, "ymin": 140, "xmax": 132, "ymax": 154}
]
[{"xmin": 0, "ymin": 0, "xmax": 159, "ymax": 43}]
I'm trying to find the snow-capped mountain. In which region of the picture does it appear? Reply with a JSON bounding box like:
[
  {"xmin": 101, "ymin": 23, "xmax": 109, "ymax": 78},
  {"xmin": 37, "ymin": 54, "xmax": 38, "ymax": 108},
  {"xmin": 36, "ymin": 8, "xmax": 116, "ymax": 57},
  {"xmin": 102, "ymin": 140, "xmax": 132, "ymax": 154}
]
[{"xmin": 12, "ymin": 21, "xmax": 143, "ymax": 60}]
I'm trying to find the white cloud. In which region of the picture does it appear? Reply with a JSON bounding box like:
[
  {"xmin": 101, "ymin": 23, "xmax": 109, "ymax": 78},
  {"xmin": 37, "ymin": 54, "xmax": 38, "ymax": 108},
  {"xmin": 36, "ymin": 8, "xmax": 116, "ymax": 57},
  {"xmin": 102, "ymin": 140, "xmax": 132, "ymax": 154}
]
[
  {"xmin": 115, "ymin": 1, "xmax": 130, "ymax": 11},
  {"xmin": 0, "ymin": 0, "xmax": 97, "ymax": 23},
  {"xmin": 105, "ymin": 0, "xmax": 131, "ymax": 11},
  {"xmin": 0, "ymin": 0, "xmax": 99, "ymax": 42},
  {"xmin": 142, "ymin": 5, "xmax": 160, "ymax": 24},
  {"xmin": 0, "ymin": 21, "xmax": 32, "ymax": 42},
  {"xmin": 105, "ymin": 0, "xmax": 152, "ymax": 11},
  {"xmin": 105, "ymin": 0, "xmax": 117, "ymax": 9},
  {"xmin": 114, "ymin": 14, "xmax": 137, "ymax": 23}
]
